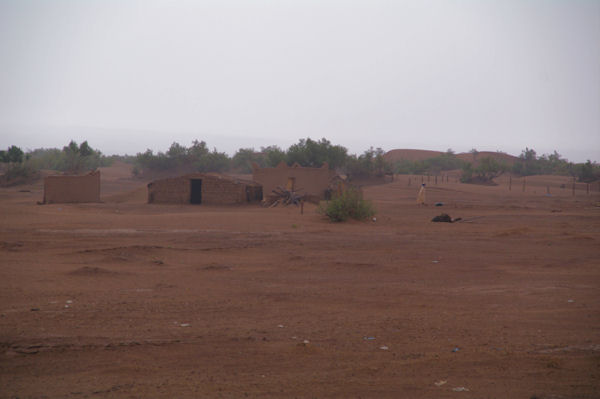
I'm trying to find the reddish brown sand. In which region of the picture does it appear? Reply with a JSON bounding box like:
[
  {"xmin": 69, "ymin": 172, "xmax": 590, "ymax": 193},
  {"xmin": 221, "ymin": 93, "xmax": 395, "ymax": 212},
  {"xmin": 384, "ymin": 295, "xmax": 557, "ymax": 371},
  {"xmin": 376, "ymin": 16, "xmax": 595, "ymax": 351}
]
[{"xmin": 1, "ymin": 165, "xmax": 599, "ymax": 398}]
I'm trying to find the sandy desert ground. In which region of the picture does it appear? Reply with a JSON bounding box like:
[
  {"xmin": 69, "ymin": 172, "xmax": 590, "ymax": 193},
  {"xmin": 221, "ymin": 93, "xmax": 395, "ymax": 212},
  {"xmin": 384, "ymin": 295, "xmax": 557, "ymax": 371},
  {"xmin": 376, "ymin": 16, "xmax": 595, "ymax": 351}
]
[{"xmin": 0, "ymin": 163, "xmax": 599, "ymax": 398}]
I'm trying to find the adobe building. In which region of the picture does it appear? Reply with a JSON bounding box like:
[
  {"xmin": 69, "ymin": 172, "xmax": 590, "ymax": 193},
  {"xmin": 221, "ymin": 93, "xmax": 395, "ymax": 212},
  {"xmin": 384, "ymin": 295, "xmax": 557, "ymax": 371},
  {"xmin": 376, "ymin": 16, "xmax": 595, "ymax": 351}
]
[
  {"xmin": 43, "ymin": 171, "xmax": 101, "ymax": 204},
  {"xmin": 147, "ymin": 173, "xmax": 262, "ymax": 205},
  {"xmin": 252, "ymin": 162, "xmax": 337, "ymax": 200}
]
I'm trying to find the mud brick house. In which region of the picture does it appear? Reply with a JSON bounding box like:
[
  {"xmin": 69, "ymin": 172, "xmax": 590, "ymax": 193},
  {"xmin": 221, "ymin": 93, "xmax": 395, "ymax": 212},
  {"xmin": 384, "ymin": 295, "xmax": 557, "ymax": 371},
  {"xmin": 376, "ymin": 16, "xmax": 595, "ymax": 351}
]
[
  {"xmin": 252, "ymin": 162, "xmax": 337, "ymax": 200},
  {"xmin": 147, "ymin": 173, "xmax": 262, "ymax": 205},
  {"xmin": 43, "ymin": 171, "xmax": 101, "ymax": 204}
]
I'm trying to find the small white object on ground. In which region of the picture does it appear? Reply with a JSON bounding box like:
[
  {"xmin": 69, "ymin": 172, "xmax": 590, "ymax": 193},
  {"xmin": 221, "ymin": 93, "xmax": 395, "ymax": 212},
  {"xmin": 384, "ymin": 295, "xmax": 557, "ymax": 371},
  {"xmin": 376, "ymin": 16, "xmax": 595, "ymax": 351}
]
[
  {"xmin": 380, "ymin": 346, "xmax": 389, "ymax": 350},
  {"xmin": 180, "ymin": 323, "xmax": 190, "ymax": 327},
  {"xmin": 452, "ymin": 387, "xmax": 469, "ymax": 392},
  {"xmin": 278, "ymin": 324, "xmax": 284, "ymax": 328},
  {"xmin": 434, "ymin": 380, "xmax": 447, "ymax": 386}
]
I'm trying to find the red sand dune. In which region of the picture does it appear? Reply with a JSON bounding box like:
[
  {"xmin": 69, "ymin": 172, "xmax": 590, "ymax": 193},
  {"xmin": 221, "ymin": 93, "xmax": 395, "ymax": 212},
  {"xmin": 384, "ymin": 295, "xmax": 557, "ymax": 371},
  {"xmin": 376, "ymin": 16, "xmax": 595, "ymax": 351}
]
[
  {"xmin": 383, "ymin": 149, "xmax": 444, "ymax": 162},
  {"xmin": 385, "ymin": 149, "xmax": 520, "ymax": 166}
]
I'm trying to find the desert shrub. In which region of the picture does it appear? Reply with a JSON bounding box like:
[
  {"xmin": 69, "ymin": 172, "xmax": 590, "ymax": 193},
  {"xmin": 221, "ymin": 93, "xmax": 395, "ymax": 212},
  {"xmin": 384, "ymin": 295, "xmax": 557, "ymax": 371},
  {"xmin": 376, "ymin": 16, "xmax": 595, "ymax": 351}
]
[
  {"xmin": 0, "ymin": 145, "xmax": 24, "ymax": 163},
  {"xmin": 0, "ymin": 163, "xmax": 40, "ymax": 186},
  {"xmin": 134, "ymin": 140, "xmax": 233, "ymax": 175},
  {"xmin": 318, "ymin": 188, "xmax": 375, "ymax": 222},
  {"xmin": 393, "ymin": 152, "xmax": 466, "ymax": 175},
  {"xmin": 26, "ymin": 142, "xmax": 111, "ymax": 172},
  {"xmin": 262, "ymin": 145, "xmax": 287, "ymax": 167},
  {"xmin": 287, "ymin": 138, "xmax": 348, "ymax": 169},
  {"xmin": 573, "ymin": 160, "xmax": 600, "ymax": 183},
  {"xmin": 345, "ymin": 147, "xmax": 392, "ymax": 180},
  {"xmin": 460, "ymin": 162, "xmax": 473, "ymax": 183},
  {"xmin": 461, "ymin": 157, "xmax": 508, "ymax": 184},
  {"xmin": 232, "ymin": 148, "xmax": 261, "ymax": 173}
]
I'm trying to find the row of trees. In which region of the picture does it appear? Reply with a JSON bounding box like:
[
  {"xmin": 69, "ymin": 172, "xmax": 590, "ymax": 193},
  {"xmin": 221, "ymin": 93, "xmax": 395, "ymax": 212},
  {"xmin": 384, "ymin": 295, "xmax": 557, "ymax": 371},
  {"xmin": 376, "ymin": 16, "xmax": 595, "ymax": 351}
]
[
  {"xmin": 1, "ymin": 139, "xmax": 598, "ymax": 185},
  {"xmin": 26, "ymin": 141, "xmax": 111, "ymax": 172},
  {"xmin": 133, "ymin": 138, "xmax": 391, "ymax": 180},
  {"xmin": 512, "ymin": 148, "xmax": 598, "ymax": 182},
  {"xmin": 388, "ymin": 148, "xmax": 599, "ymax": 183},
  {"xmin": 394, "ymin": 150, "xmax": 467, "ymax": 175},
  {"xmin": 0, "ymin": 141, "xmax": 112, "ymax": 185}
]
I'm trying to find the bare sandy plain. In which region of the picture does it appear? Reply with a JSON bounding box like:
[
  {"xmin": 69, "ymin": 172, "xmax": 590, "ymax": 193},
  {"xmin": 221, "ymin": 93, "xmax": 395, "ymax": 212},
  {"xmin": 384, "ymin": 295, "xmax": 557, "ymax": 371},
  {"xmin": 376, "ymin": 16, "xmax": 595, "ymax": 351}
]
[{"xmin": 1, "ymin": 163, "xmax": 599, "ymax": 398}]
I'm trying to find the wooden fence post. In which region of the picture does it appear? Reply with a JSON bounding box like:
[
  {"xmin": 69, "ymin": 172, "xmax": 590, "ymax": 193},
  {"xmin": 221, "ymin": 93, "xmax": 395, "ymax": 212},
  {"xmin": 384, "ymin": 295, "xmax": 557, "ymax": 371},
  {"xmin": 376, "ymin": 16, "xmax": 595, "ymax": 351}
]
[{"xmin": 509, "ymin": 175, "xmax": 512, "ymax": 191}]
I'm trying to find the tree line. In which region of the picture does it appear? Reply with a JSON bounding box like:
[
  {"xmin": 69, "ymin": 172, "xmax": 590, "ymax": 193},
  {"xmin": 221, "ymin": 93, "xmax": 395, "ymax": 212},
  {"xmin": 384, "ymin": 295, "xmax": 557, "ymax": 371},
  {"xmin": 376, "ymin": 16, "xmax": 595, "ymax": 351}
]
[
  {"xmin": 1, "ymin": 139, "xmax": 598, "ymax": 185},
  {"xmin": 390, "ymin": 148, "xmax": 599, "ymax": 184},
  {"xmin": 132, "ymin": 138, "xmax": 392, "ymax": 180}
]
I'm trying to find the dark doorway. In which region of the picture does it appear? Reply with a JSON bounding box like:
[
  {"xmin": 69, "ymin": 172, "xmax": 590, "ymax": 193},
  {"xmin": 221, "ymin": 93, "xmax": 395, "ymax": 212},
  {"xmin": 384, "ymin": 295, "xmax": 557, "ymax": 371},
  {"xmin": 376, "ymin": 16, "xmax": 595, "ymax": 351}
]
[{"xmin": 190, "ymin": 179, "xmax": 202, "ymax": 204}]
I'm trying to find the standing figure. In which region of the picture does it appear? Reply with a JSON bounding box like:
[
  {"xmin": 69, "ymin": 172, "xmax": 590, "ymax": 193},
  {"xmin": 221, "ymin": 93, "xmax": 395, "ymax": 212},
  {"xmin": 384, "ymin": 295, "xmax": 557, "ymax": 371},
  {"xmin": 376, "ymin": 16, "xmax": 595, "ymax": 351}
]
[{"xmin": 417, "ymin": 183, "xmax": 426, "ymax": 205}]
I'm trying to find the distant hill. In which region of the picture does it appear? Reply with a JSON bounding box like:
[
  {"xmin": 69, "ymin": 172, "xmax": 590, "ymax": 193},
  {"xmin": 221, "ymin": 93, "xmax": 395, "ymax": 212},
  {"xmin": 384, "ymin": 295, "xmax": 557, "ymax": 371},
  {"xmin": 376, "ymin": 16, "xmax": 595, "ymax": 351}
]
[
  {"xmin": 384, "ymin": 149, "xmax": 519, "ymax": 166},
  {"xmin": 383, "ymin": 149, "xmax": 444, "ymax": 162}
]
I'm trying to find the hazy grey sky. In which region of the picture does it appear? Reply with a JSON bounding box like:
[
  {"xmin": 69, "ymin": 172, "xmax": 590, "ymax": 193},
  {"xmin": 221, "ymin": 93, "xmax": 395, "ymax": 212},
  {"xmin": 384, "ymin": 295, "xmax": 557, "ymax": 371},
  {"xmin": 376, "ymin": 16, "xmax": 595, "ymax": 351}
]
[{"xmin": 1, "ymin": 0, "xmax": 598, "ymax": 161}]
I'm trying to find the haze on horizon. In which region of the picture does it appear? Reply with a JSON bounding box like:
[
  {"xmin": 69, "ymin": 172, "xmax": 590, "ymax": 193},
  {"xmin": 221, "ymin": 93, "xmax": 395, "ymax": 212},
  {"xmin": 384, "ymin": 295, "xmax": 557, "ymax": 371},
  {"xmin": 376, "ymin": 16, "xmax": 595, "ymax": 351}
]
[{"xmin": 0, "ymin": 0, "xmax": 598, "ymax": 162}]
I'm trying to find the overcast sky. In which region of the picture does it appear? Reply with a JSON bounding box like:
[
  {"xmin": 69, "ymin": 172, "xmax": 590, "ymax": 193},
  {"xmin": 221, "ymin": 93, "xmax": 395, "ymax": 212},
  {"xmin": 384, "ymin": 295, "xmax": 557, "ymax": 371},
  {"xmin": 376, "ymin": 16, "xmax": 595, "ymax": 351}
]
[{"xmin": 0, "ymin": 0, "xmax": 598, "ymax": 161}]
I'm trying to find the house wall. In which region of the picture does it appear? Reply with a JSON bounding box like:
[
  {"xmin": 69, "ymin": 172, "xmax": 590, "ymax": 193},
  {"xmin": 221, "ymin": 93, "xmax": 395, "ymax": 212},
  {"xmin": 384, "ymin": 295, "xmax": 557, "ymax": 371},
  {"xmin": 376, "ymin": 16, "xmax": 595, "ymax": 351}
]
[
  {"xmin": 201, "ymin": 175, "xmax": 247, "ymax": 205},
  {"xmin": 147, "ymin": 173, "xmax": 261, "ymax": 205},
  {"xmin": 147, "ymin": 176, "xmax": 190, "ymax": 204},
  {"xmin": 252, "ymin": 162, "xmax": 336, "ymax": 199},
  {"xmin": 44, "ymin": 171, "xmax": 101, "ymax": 204}
]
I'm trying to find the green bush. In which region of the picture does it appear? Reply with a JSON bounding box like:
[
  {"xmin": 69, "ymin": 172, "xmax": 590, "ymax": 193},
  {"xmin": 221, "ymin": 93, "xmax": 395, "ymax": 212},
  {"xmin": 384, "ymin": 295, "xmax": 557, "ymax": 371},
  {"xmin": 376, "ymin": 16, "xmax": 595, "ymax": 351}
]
[
  {"xmin": 393, "ymin": 152, "xmax": 466, "ymax": 175},
  {"xmin": 0, "ymin": 163, "xmax": 40, "ymax": 186},
  {"xmin": 318, "ymin": 188, "xmax": 375, "ymax": 222},
  {"xmin": 460, "ymin": 157, "xmax": 507, "ymax": 184}
]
